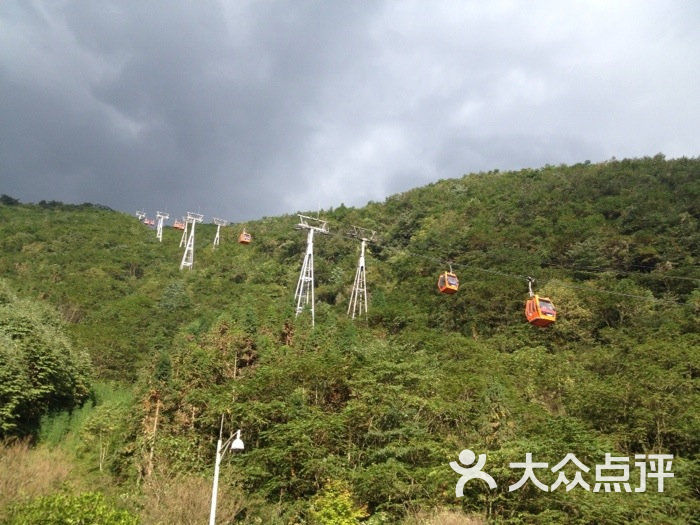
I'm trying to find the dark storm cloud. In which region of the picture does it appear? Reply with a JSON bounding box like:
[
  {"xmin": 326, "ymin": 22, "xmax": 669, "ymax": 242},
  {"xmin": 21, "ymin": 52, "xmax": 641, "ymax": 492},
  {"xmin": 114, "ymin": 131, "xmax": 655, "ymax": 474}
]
[{"xmin": 1, "ymin": 1, "xmax": 698, "ymax": 221}]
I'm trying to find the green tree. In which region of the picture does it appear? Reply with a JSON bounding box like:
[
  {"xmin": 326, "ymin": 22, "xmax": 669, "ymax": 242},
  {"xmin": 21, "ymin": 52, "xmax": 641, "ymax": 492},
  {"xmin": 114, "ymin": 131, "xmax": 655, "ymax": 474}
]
[
  {"xmin": 0, "ymin": 194, "xmax": 20, "ymax": 206},
  {"xmin": 308, "ymin": 480, "xmax": 368, "ymax": 525},
  {"xmin": 0, "ymin": 281, "xmax": 91, "ymax": 437}
]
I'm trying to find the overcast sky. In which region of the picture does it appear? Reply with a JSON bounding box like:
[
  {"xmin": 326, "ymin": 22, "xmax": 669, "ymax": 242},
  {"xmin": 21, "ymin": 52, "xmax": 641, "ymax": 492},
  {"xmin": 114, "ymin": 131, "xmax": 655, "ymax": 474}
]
[{"xmin": 1, "ymin": 1, "xmax": 698, "ymax": 221}]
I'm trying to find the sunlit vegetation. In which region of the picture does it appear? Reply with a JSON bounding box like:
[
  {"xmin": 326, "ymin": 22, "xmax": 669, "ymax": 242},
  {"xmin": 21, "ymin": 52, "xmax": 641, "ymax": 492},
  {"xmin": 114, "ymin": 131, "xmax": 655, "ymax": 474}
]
[{"xmin": 0, "ymin": 155, "xmax": 698, "ymax": 523}]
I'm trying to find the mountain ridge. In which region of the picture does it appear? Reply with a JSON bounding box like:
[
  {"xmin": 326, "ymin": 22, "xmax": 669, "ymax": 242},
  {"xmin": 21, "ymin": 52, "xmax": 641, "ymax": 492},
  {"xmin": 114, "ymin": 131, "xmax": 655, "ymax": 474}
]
[{"xmin": 0, "ymin": 154, "xmax": 698, "ymax": 523}]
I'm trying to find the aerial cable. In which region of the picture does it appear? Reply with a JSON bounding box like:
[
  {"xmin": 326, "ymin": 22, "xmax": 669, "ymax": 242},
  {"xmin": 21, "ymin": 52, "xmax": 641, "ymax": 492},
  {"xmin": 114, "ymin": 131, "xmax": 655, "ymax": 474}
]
[
  {"xmin": 359, "ymin": 237, "xmax": 689, "ymax": 308},
  {"xmin": 285, "ymin": 215, "xmax": 694, "ymax": 309},
  {"xmin": 539, "ymin": 262, "xmax": 700, "ymax": 282}
]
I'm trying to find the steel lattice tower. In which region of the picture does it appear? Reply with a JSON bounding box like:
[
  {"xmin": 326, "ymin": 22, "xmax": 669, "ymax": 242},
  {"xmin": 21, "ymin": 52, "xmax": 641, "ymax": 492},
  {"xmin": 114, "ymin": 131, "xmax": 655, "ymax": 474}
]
[
  {"xmin": 293, "ymin": 215, "xmax": 329, "ymax": 326},
  {"xmin": 212, "ymin": 218, "xmax": 228, "ymax": 248},
  {"xmin": 180, "ymin": 212, "xmax": 204, "ymax": 270},
  {"xmin": 347, "ymin": 226, "xmax": 375, "ymax": 319},
  {"xmin": 156, "ymin": 211, "xmax": 169, "ymax": 242}
]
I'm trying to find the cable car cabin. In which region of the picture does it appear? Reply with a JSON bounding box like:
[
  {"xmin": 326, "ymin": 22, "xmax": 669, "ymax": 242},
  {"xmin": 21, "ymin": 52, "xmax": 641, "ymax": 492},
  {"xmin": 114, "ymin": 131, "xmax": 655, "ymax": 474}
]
[
  {"xmin": 437, "ymin": 271, "xmax": 459, "ymax": 294},
  {"xmin": 525, "ymin": 295, "xmax": 556, "ymax": 327},
  {"xmin": 238, "ymin": 231, "xmax": 252, "ymax": 244},
  {"xmin": 173, "ymin": 221, "xmax": 185, "ymax": 230}
]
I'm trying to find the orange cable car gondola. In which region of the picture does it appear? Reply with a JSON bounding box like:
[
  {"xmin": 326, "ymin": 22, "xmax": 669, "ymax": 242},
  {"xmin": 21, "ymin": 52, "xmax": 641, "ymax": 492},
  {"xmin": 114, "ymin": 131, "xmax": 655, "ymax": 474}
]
[
  {"xmin": 173, "ymin": 220, "xmax": 185, "ymax": 231},
  {"xmin": 238, "ymin": 229, "xmax": 252, "ymax": 244},
  {"xmin": 525, "ymin": 277, "xmax": 556, "ymax": 327},
  {"xmin": 437, "ymin": 264, "xmax": 459, "ymax": 294}
]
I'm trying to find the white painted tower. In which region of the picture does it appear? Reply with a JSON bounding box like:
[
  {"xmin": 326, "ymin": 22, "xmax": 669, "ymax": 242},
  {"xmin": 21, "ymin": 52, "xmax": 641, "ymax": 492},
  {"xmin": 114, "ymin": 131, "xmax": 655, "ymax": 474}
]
[
  {"xmin": 156, "ymin": 211, "xmax": 169, "ymax": 242},
  {"xmin": 347, "ymin": 226, "xmax": 375, "ymax": 319},
  {"xmin": 180, "ymin": 212, "xmax": 204, "ymax": 270},
  {"xmin": 212, "ymin": 218, "xmax": 228, "ymax": 248},
  {"xmin": 293, "ymin": 214, "xmax": 329, "ymax": 326}
]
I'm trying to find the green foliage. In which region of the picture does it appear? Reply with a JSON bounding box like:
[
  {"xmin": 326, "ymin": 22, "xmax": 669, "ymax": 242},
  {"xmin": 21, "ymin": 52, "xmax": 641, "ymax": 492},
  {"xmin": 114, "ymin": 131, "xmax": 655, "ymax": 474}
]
[
  {"xmin": 36, "ymin": 382, "xmax": 135, "ymax": 479},
  {"xmin": 0, "ymin": 194, "xmax": 20, "ymax": 206},
  {"xmin": 0, "ymin": 281, "xmax": 92, "ymax": 438},
  {"xmin": 308, "ymin": 480, "xmax": 369, "ymax": 524},
  {"xmin": 3, "ymin": 491, "xmax": 138, "ymax": 525},
  {"xmin": 0, "ymin": 157, "xmax": 698, "ymax": 522}
]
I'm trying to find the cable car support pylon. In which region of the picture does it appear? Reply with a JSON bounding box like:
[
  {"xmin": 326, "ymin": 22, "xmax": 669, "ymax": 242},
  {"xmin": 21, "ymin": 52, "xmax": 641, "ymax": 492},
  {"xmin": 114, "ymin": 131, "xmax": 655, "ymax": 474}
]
[
  {"xmin": 179, "ymin": 219, "xmax": 189, "ymax": 248},
  {"xmin": 347, "ymin": 226, "xmax": 376, "ymax": 319},
  {"xmin": 156, "ymin": 211, "xmax": 169, "ymax": 242},
  {"xmin": 293, "ymin": 214, "xmax": 329, "ymax": 327},
  {"xmin": 180, "ymin": 212, "xmax": 204, "ymax": 270},
  {"xmin": 212, "ymin": 218, "xmax": 227, "ymax": 249}
]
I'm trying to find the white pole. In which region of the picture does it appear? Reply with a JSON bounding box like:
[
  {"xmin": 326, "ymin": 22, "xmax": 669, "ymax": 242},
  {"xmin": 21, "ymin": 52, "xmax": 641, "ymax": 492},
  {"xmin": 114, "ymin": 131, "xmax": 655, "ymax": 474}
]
[
  {"xmin": 209, "ymin": 417, "xmax": 224, "ymax": 525},
  {"xmin": 209, "ymin": 438, "xmax": 222, "ymax": 525},
  {"xmin": 361, "ymin": 240, "xmax": 368, "ymax": 317},
  {"xmin": 309, "ymin": 229, "xmax": 315, "ymax": 327},
  {"xmin": 213, "ymin": 224, "xmax": 221, "ymax": 248}
]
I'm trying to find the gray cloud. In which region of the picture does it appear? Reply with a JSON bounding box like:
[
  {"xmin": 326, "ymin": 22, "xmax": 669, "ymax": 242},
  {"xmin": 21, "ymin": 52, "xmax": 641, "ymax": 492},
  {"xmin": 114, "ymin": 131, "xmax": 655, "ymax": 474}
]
[{"xmin": 1, "ymin": 1, "xmax": 698, "ymax": 222}]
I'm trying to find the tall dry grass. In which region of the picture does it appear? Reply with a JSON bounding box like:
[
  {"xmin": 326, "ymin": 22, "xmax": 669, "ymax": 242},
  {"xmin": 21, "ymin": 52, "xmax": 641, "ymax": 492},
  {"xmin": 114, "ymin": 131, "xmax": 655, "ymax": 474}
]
[
  {"xmin": 140, "ymin": 474, "xmax": 246, "ymax": 525},
  {"xmin": 0, "ymin": 440, "xmax": 72, "ymax": 512},
  {"xmin": 402, "ymin": 509, "xmax": 486, "ymax": 525}
]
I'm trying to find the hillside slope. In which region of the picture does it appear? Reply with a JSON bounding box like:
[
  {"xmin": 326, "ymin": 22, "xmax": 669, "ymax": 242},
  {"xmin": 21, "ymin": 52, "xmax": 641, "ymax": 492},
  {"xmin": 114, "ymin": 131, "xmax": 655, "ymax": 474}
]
[{"xmin": 0, "ymin": 155, "xmax": 698, "ymax": 523}]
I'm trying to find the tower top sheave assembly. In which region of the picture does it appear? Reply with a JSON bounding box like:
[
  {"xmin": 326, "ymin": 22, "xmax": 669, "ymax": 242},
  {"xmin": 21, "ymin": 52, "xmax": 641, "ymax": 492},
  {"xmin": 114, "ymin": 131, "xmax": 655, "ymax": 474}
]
[
  {"xmin": 180, "ymin": 212, "xmax": 204, "ymax": 270},
  {"xmin": 294, "ymin": 214, "xmax": 329, "ymax": 234},
  {"xmin": 347, "ymin": 225, "xmax": 376, "ymax": 320},
  {"xmin": 348, "ymin": 225, "xmax": 376, "ymax": 242},
  {"xmin": 293, "ymin": 214, "xmax": 329, "ymax": 327},
  {"xmin": 212, "ymin": 218, "xmax": 228, "ymax": 248},
  {"xmin": 136, "ymin": 210, "xmax": 146, "ymax": 221}
]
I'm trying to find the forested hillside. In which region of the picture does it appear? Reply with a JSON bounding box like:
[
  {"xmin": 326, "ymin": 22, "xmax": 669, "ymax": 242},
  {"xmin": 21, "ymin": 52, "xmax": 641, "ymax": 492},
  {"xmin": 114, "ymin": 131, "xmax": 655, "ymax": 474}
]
[{"xmin": 0, "ymin": 156, "xmax": 698, "ymax": 524}]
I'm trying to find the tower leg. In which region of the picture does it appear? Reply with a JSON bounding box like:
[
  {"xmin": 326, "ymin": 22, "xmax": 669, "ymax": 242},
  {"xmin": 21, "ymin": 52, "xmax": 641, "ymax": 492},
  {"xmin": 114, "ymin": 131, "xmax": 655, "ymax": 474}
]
[
  {"xmin": 213, "ymin": 225, "xmax": 221, "ymax": 248},
  {"xmin": 294, "ymin": 229, "xmax": 316, "ymax": 326},
  {"xmin": 348, "ymin": 240, "xmax": 368, "ymax": 319},
  {"xmin": 361, "ymin": 264, "xmax": 368, "ymax": 316},
  {"xmin": 309, "ymin": 245, "xmax": 315, "ymax": 326},
  {"xmin": 180, "ymin": 222, "xmax": 196, "ymax": 270},
  {"xmin": 179, "ymin": 222, "xmax": 189, "ymax": 248},
  {"xmin": 348, "ymin": 265, "xmax": 360, "ymax": 317}
]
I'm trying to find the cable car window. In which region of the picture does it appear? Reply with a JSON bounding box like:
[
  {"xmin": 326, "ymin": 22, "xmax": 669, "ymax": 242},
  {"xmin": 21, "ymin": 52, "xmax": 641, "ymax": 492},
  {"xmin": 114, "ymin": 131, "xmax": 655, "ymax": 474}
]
[
  {"xmin": 438, "ymin": 276, "xmax": 446, "ymax": 287},
  {"xmin": 539, "ymin": 300, "xmax": 555, "ymax": 315},
  {"xmin": 447, "ymin": 275, "xmax": 458, "ymax": 286}
]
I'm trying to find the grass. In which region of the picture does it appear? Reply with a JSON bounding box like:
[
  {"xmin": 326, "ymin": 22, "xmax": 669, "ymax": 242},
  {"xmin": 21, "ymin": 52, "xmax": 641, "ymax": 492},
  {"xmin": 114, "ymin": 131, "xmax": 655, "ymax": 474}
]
[
  {"xmin": 38, "ymin": 381, "xmax": 135, "ymax": 451},
  {"xmin": 0, "ymin": 440, "xmax": 73, "ymax": 518},
  {"xmin": 402, "ymin": 509, "xmax": 486, "ymax": 524},
  {"xmin": 139, "ymin": 474, "xmax": 246, "ymax": 525}
]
